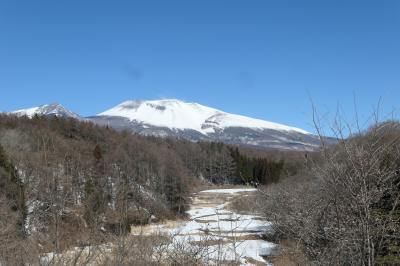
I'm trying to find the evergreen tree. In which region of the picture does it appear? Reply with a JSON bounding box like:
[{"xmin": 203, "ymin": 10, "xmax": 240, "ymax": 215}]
[{"xmin": 84, "ymin": 144, "xmax": 107, "ymax": 229}]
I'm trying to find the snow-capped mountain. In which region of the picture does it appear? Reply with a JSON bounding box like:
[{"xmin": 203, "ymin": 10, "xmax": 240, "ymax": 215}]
[
  {"xmin": 9, "ymin": 103, "xmax": 81, "ymax": 120},
  {"xmin": 89, "ymin": 99, "xmax": 322, "ymax": 151},
  {"xmin": 97, "ymin": 99, "xmax": 309, "ymax": 135},
  {"xmin": 6, "ymin": 99, "xmax": 327, "ymax": 150}
]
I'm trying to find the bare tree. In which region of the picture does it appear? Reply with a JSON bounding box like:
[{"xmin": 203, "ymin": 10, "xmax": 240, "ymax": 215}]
[{"xmin": 261, "ymin": 111, "xmax": 400, "ymax": 265}]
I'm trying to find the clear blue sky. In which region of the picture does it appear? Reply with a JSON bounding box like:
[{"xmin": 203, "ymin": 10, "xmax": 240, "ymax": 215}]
[{"xmin": 1, "ymin": 0, "xmax": 399, "ymax": 133}]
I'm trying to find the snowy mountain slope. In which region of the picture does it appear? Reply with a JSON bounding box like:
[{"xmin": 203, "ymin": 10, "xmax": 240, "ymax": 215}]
[
  {"xmin": 97, "ymin": 99, "xmax": 309, "ymax": 135},
  {"xmin": 9, "ymin": 103, "xmax": 81, "ymax": 119},
  {"xmin": 98, "ymin": 99, "xmax": 219, "ymax": 133},
  {"xmin": 90, "ymin": 99, "xmax": 323, "ymax": 151}
]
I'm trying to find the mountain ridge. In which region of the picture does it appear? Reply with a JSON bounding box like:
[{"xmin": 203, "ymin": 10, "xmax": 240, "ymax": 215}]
[
  {"xmin": 9, "ymin": 103, "xmax": 81, "ymax": 120},
  {"xmin": 5, "ymin": 99, "xmax": 323, "ymax": 151}
]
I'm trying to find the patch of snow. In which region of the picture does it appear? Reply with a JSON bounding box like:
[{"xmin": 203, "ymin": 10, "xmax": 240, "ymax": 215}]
[
  {"xmin": 12, "ymin": 106, "xmax": 40, "ymax": 118},
  {"xmin": 205, "ymin": 112, "xmax": 309, "ymax": 134},
  {"xmin": 200, "ymin": 188, "xmax": 257, "ymax": 194},
  {"xmin": 130, "ymin": 187, "xmax": 274, "ymax": 265},
  {"xmin": 42, "ymin": 187, "xmax": 275, "ymax": 265}
]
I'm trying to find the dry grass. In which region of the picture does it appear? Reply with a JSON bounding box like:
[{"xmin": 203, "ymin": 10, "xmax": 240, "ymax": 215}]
[
  {"xmin": 244, "ymin": 256, "xmax": 269, "ymax": 266},
  {"xmin": 269, "ymin": 254, "xmax": 300, "ymax": 266},
  {"xmin": 130, "ymin": 219, "xmax": 186, "ymax": 235},
  {"xmin": 226, "ymin": 194, "xmax": 262, "ymax": 215},
  {"xmin": 224, "ymin": 234, "xmax": 262, "ymax": 241},
  {"xmin": 194, "ymin": 219, "xmax": 218, "ymax": 223},
  {"xmin": 265, "ymin": 240, "xmax": 310, "ymax": 266}
]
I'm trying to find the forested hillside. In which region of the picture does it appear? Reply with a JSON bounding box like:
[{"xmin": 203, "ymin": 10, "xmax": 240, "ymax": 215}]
[{"xmin": 0, "ymin": 114, "xmax": 295, "ymax": 264}]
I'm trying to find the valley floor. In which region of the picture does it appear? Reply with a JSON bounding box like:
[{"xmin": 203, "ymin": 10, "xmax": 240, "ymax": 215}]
[
  {"xmin": 131, "ymin": 187, "xmax": 276, "ymax": 265},
  {"xmin": 42, "ymin": 187, "xmax": 276, "ymax": 265}
]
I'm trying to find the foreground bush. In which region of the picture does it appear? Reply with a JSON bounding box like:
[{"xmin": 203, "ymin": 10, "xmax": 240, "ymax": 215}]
[{"xmin": 262, "ymin": 121, "xmax": 400, "ymax": 265}]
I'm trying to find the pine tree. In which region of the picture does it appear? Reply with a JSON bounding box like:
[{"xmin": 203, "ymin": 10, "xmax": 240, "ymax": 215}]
[{"xmin": 84, "ymin": 144, "xmax": 107, "ymax": 229}]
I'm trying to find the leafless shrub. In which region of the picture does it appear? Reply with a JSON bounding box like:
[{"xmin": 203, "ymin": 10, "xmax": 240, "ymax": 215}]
[
  {"xmin": 261, "ymin": 114, "xmax": 400, "ymax": 265},
  {"xmin": 38, "ymin": 230, "xmax": 243, "ymax": 266}
]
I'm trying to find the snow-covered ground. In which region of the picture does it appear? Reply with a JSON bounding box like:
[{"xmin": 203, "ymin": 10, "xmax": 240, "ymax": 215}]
[
  {"xmin": 41, "ymin": 187, "xmax": 275, "ymax": 265},
  {"xmin": 132, "ymin": 187, "xmax": 276, "ymax": 265},
  {"xmin": 200, "ymin": 188, "xmax": 258, "ymax": 194}
]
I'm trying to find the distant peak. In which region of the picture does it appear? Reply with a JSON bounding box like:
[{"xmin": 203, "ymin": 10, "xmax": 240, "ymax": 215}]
[
  {"xmin": 46, "ymin": 102, "xmax": 63, "ymax": 107},
  {"xmin": 9, "ymin": 103, "xmax": 81, "ymax": 119},
  {"xmin": 118, "ymin": 100, "xmax": 143, "ymax": 109}
]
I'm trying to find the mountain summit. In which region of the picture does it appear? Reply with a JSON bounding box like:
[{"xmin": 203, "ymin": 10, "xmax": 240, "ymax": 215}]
[
  {"xmin": 97, "ymin": 99, "xmax": 309, "ymax": 135},
  {"xmin": 10, "ymin": 103, "xmax": 81, "ymax": 120},
  {"xmin": 90, "ymin": 99, "xmax": 320, "ymax": 150}
]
